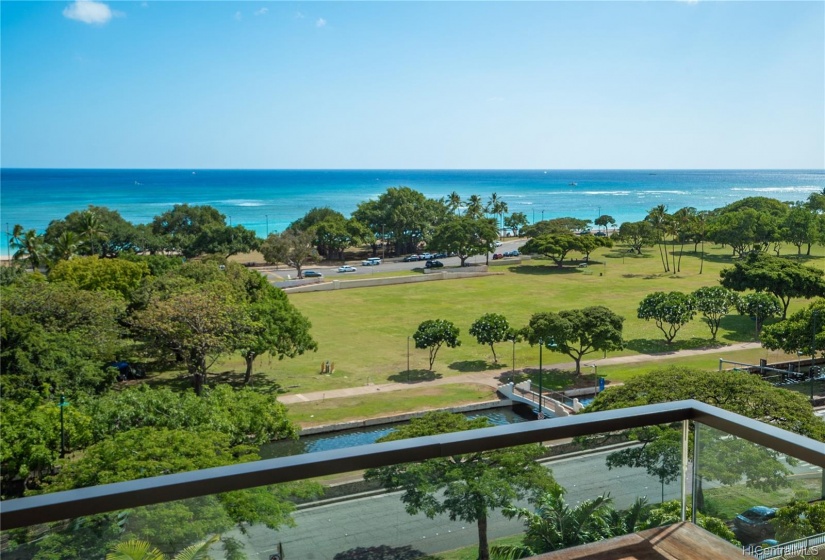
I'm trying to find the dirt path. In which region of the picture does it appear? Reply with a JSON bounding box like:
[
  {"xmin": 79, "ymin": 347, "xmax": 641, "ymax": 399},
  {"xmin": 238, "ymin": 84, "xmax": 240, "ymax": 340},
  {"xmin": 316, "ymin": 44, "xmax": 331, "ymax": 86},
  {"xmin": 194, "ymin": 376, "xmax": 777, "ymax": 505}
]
[{"xmin": 277, "ymin": 342, "xmax": 762, "ymax": 404}]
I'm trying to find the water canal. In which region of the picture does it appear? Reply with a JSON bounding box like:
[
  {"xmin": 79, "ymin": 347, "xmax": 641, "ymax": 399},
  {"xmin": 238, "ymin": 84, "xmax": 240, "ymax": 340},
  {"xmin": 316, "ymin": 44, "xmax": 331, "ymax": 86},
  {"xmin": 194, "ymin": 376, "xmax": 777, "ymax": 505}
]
[{"xmin": 261, "ymin": 406, "xmax": 532, "ymax": 458}]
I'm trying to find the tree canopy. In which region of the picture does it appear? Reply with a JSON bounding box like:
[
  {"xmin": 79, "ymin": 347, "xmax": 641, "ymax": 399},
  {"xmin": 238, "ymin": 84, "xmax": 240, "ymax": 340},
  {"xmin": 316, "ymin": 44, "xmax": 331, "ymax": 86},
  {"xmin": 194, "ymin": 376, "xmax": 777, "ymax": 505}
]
[
  {"xmin": 637, "ymin": 291, "xmax": 696, "ymax": 343},
  {"xmin": 719, "ymin": 253, "xmax": 825, "ymax": 318},
  {"xmin": 428, "ymin": 216, "xmax": 498, "ymax": 266},
  {"xmin": 522, "ymin": 307, "xmax": 624, "ymax": 374},
  {"xmin": 761, "ymin": 298, "xmax": 825, "ymax": 358},
  {"xmin": 412, "ymin": 319, "xmax": 461, "ymax": 370},
  {"xmin": 364, "ymin": 412, "xmax": 556, "ymax": 560}
]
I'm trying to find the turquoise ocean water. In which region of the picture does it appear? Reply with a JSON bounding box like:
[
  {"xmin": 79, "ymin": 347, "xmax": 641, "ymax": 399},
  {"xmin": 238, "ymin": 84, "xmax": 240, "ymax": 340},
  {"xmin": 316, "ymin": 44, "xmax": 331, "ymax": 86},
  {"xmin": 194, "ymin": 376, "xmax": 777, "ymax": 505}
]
[{"xmin": 1, "ymin": 169, "xmax": 823, "ymax": 256}]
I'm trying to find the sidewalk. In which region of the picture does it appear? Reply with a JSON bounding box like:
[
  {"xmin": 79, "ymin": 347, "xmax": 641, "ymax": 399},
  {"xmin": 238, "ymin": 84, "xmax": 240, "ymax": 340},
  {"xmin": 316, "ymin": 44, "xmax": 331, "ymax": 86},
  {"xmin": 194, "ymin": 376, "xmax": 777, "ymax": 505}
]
[{"xmin": 277, "ymin": 342, "xmax": 763, "ymax": 404}]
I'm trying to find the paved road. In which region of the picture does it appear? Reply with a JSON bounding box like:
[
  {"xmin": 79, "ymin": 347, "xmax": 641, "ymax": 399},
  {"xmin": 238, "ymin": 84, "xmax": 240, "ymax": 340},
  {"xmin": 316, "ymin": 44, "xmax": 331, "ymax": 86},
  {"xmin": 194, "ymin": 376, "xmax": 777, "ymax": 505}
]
[
  {"xmin": 225, "ymin": 444, "xmax": 821, "ymax": 559},
  {"xmin": 268, "ymin": 239, "xmax": 526, "ymax": 280},
  {"xmin": 230, "ymin": 446, "xmax": 681, "ymax": 560}
]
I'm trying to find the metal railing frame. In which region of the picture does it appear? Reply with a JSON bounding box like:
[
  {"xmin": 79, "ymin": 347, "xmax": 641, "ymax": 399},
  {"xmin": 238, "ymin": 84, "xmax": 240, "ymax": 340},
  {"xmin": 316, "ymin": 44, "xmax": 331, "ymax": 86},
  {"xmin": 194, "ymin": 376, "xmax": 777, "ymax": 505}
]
[{"xmin": 2, "ymin": 399, "xmax": 824, "ymax": 531}]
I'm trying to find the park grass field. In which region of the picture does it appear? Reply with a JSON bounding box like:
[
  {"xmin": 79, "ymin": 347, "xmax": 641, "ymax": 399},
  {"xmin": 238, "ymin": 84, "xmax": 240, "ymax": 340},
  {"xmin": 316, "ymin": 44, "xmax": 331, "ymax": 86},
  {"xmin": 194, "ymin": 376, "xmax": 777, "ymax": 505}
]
[
  {"xmin": 212, "ymin": 242, "xmax": 825, "ymax": 395},
  {"xmin": 286, "ymin": 384, "xmax": 498, "ymax": 427}
]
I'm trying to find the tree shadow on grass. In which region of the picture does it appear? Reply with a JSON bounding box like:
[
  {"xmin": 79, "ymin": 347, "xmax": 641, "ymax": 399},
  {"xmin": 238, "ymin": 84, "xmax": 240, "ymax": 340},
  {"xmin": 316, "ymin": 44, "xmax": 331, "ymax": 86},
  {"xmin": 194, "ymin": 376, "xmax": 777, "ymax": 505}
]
[
  {"xmin": 623, "ymin": 337, "xmax": 717, "ymax": 355},
  {"xmin": 507, "ymin": 265, "xmax": 581, "ymax": 275},
  {"xmin": 387, "ymin": 369, "xmax": 442, "ymax": 383},
  {"xmin": 448, "ymin": 360, "xmax": 502, "ymax": 372},
  {"xmin": 333, "ymin": 545, "xmax": 427, "ymax": 560}
]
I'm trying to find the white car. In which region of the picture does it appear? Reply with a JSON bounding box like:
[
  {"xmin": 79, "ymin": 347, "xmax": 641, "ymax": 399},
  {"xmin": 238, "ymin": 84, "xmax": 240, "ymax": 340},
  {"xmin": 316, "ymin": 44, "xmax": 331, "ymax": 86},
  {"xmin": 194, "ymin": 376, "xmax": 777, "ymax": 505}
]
[
  {"xmin": 494, "ymin": 241, "xmax": 503, "ymax": 247},
  {"xmin": 337, "ymin": 265, "xmax": 357, "ymax": 273},
  {"xmin": 361, "ymin": 257, "xmax": 382, "ymax": 266}
]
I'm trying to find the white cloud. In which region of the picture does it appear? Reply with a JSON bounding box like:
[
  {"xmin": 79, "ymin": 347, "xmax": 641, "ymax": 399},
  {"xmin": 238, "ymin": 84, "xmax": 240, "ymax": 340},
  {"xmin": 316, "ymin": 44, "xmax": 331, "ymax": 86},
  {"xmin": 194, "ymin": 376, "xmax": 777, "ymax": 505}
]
[
  {"xmin": 316, "ymin": 18, "xmax": 326, "ymax": 28},
  {"xmin": 62, "ymin": 0, "xmax": 114, "ymax": 25},
  {"xmin": 255, "ymin": 7, "xmax": 268, "ymax": 16},
  {"xmin": 234, "ymin": 11, "xmax": 242, "ymax": 21}
]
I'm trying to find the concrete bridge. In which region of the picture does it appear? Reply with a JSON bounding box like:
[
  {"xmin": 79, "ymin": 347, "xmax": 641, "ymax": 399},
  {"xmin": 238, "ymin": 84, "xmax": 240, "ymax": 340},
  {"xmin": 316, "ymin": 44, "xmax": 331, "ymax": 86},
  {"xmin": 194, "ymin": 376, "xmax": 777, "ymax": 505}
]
[{"xmin": 497, "ymin": 380, "xmax": 585, "ymax": 418}]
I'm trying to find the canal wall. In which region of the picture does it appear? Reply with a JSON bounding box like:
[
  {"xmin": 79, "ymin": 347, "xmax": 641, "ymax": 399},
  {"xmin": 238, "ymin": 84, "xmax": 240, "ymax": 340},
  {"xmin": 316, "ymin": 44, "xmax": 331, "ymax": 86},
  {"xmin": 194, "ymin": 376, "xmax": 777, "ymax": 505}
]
[{"xmin": 298, "ymin": 398, "xmax": 513, "ymax": 436}]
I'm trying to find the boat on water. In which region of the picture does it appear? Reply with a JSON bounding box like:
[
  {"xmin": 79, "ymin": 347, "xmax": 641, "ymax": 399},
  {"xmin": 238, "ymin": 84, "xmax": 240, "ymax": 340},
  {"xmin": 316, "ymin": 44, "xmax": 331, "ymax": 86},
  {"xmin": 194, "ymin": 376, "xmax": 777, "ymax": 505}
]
[{"xmin": 569, "ymin": 182, "xmax": 578, "ymax": 186}]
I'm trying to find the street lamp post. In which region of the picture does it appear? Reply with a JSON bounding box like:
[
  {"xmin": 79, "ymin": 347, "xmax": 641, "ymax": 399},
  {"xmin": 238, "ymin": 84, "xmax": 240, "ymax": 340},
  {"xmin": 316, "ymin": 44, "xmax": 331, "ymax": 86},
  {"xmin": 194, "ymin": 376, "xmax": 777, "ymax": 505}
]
[
  {"xmin": 538, "ymin": 338, "xmax": 544, "ymax": 418},
  {"xmin": 541, "ymin": 210, "xmax": 545, "ymax": 221},
  {"xmin": 407, "ymin": 336, "xmax": 411, "ymax": 378},
  {"xmin": 811, "ymin": 311, "xmax": 819, "ymax": 401},
  {"xmin": 512, "ymin": 338, "xmax": 516, "ymax": 380}
]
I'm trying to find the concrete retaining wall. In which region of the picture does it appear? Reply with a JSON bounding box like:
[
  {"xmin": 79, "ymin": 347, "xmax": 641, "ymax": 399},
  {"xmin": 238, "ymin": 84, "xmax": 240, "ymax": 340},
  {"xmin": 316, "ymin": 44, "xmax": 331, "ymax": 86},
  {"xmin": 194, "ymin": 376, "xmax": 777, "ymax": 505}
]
[
  {"xmin": 299, "ymin": 399, "xmax": 512, "ymax": 436},
  {"xmin": 282, "ymin": 269, "xmax": 498, "ymax": 293}
]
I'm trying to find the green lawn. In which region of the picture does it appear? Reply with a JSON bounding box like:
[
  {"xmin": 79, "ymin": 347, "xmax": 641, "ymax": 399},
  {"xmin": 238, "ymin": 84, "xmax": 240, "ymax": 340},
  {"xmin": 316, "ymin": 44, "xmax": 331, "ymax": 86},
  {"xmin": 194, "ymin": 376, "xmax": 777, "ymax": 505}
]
[
  {"xmin": 205, "ymin": 243, "xmax": 825, "ymax": 396},
  {"xmin": 286, "ymin": 384, "xmax": 499, "ymax": 427}
]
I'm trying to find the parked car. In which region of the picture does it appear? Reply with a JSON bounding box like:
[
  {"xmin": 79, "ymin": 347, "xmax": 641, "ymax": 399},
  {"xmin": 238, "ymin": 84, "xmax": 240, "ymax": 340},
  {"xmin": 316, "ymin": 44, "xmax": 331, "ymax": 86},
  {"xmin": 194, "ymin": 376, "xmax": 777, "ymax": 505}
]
[
  {"xmin": 361, "ymin": 257, "xmax": 382, "ymax": 266},
  {"xmin": 337, "ymin": 265, "xmax": 357, "ymax": 273},
  {"xmin": 425, "ymin": 260, "xmax": 444, "ymax": 269},
  {"xmin": 494, "ymin": 241, "xmax": 503, "ymax": 247},
  {"xmin": 433, "ymin": 252, "xmax": 448, "ymax": 259},
  {"xmin": 403, "ymin": 255, "xmax": 421, "ymax": 262},
  {"xmin": 421, "ymin": 252, "xmax": 433, "ymax": 260},
  {"xmin": 503, "ymin": 250, "xmax": 520, "ymax": 257},
  {"xmin": 733, "ymin": 506, "xmax": 777, "ymax": 541},
  {"xmin": 492, "ymin": 253, "xmax": 504, "ymax": 260},
  {"xmin": 303, "ymin": 270, "xmax": 323, "ymax": 278}
]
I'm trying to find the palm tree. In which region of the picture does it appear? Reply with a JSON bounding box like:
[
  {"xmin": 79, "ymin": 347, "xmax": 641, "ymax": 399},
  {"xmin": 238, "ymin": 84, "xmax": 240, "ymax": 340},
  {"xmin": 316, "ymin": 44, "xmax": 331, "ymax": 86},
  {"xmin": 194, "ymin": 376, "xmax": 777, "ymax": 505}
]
[
  {"xmin": 11, "ymin": 228, "xmax": 48, "ymax": 271},
  {"xmin": 465, "ymin": 194, "xmax": 484, "ymax": 219},
  {"xmin": 8, "ymin": 223, "xmax": 23, "ymax": 259},
  {"xmin": 494, "ymin": 488, "xmax": 615, "ymax": 559},
  {"xmin": 51, "ymin": 231, "xmax": 81, "ymax": 262},
  {"xmin": 106, "ymin": 535, "xmax": 219, "ymax": 560},
  {"xmin": 672, "ymin": 207, "xmax": 696, "ymax": 273},
  {"xmin": 447, "ymin": 191, "xmax": 462, "ymax": 214},
  {"xmin": 645, "ymin": 205, "xmax": 670, "ymax": 273},
  {"xmin": 487, "ymin": 193, "xmax": 508, "ymax": 238},
  {"xmin": 81, "ymin": 210, "xmax": 108, "ymax": 257}
]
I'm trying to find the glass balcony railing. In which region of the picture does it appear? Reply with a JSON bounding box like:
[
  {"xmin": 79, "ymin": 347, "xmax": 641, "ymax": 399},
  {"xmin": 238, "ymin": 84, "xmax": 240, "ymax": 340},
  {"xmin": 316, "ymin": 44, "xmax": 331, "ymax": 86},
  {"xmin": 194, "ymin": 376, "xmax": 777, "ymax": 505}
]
[{"xmin": 2, "ymin": 400, "xmax": 823, "ymax": 560}]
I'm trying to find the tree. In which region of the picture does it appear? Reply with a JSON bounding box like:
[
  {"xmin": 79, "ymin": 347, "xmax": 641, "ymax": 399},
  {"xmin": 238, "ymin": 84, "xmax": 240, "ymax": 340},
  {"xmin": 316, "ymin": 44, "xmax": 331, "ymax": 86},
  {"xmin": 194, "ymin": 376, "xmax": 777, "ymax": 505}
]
[
  {"xmin": 363, "ymin": 412, "xmax": 556, "ymax": 560},
  {"xmin": 523, "ymin": 217, "xmax": 591, "ymax": 237},
  {"xmin": 645, "ymin": 204, "xmax": 670, "ymax": 273},
  {"xmin": 736, "ymin": 292, "xmax": 782, "ymax": 335},
  {"xmin": 106, "ymin": 535, "xmax": 219, "ymax": 560},
  {"xmin": 605, "ymin": 426, "xmax": 681, "ymax": 502},
  {"xmin": 465, "ymin": 194, "xmax": 484, "ymax": 219},
  {"xmin": 11, "ymin": 228, "xmax": 49, "ymax": 271},
  {"xmin": 486, "ymin": 193, "xmax": 508, "ymax": 237},
  {"xmin": 51, "ymin": 230, "xmax": 82, "ymax": 262},
  {"xmin": 79, "ymin": 210, "xmax": 109, "ymax": 257},
  {"xmin": 2, "ymin": 281, "xmax": 127, "ymax": 398},
  {"xmin": 773, "ymin": 500, "xmax": 825, "ymax": 542},
  {"xmin": 761, "ymin": 298, "xmax": 824, "ymax": 358},
  {"xmin": 521, "ymin": 233, "xmax": 583, "ymax": 267},
  {"xmin": 522, "ymin": 307, "xmax": 624, "ymax": 374},
  {"xmin": 260, "ymin": 228, "xmax": 319, "ymax": 279},
  {"xmin": 707, "ymin": 208, "xmax": 779, "ymax": 257},
  {"xmin": 671, "ymin": 206, "xmax": 697, "ymax": 272},
  {"xmin": 151, "ymin": 204, "xmax": 227, "ymax": 255},
  {"xmin": 237, "ymin": 279, "xmax": 317, "ymax": 384},
  {"xmin": 49, "ymin": 256, "xmax": 150, "ymax": 300},
  {"xmin": 428, "ymin": 216, "xmax": 498, "ymax": 266},
  {"xmin": 130, "ymin": 288, "xmax": 251, "ymax": 394},
  {"xmin": 184, "ymin": 224, "xmax": 260, "ymax": 259},
  {"xmin": 576, "ymin": 234, "xmax": 612, "ymax": 262},
  {"xmin": 45, "ymin": 206, "xmax": 141, "ymax": 257},
  {"xmin": 617, "ymin": 221, "xmax": 654, "ymax": 255},
  {"xmin": 782, "ymin": 206, "xmax": 819, "ymax": 257},
  {"xmin": 641, "ymin": 501, "xmax": 739, "ymax": 545},
  {"xmin": 691, "ymin": 286, "xmax": 740, "ymax": 340},
  {"xmin": 594, "ymin": 214, "xmax": 615, "ymax": 235},
  {"xmin": 469, "ymin": 313, "xmax": 510, "ymax": 364},
  {"xmin": 40, "ymin": 428, "xmax": 318, "ymax": 556},
  {"xmin": 501, "ymin": 488, "xmax": 614, "ymax": 556},
  {"xmin": 352, "ymin": 187, "xmax": 444, "ymax": 256},
  {"xmin": 503, "ymin": 212, "xmax": 528, "ymax": 237},
  {"xmin": 719, "ymin": 253, "xmax": 825, "ymax": 318},
  {"xmin": 587, "ymin": 367, "xmax": 825, "ymax": 499},
  {"xmin": 412, "ymin": 319, "xmax": 461, "ymax": 370},
  {"xmin": 636, "ymin": 291, "xmax": 696, "ymax": 343}
]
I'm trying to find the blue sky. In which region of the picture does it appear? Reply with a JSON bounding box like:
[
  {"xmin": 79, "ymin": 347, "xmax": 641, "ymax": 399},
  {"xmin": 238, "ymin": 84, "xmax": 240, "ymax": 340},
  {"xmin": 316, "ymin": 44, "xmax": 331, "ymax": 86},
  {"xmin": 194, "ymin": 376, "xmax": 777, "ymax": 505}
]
[{"xmin": 2, "ymin": 1, "xmax": 823, "ymax": 169}]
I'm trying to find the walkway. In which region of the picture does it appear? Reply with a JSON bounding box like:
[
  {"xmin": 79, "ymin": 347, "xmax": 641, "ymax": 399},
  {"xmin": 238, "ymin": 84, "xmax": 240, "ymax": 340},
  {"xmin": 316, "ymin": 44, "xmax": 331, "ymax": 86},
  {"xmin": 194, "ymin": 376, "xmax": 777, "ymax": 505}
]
[{"xmin": 277, "ymin": 342, "xmax": 762, "ymax": 404}]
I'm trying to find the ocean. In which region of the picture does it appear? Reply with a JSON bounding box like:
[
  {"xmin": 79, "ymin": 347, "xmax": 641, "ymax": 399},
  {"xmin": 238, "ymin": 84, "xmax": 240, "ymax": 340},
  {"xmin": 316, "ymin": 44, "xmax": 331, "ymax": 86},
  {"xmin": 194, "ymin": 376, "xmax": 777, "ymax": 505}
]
[{"xmin": 1, "ymin": 169, "xmax": 823, "ymax": 256}]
